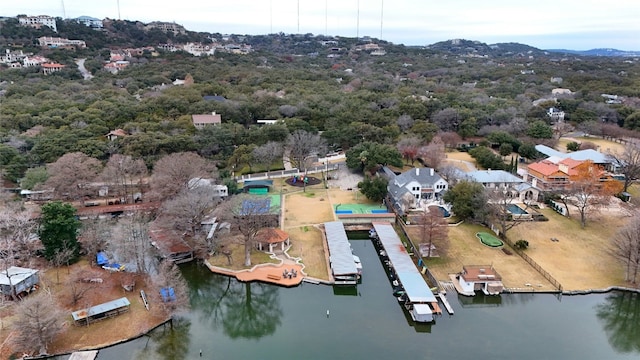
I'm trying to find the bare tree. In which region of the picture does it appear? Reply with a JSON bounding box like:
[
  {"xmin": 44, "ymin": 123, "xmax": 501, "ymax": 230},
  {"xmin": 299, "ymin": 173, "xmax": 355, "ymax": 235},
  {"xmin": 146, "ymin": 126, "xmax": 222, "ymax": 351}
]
[
  {"xmin": 553, "ymin": 121, "xmax": 575, "ymax": 139},
  {"xmin": 215, "ymin": 195, "xmax": 278, "ymax": 267},
  {"xmin": 12, "ymin": 290, "xmax": 64, "ymax": 356},
  {"xmin": 485, "ymin": 183, "xmax": 529, "ymax": 239},
  {"xmin": 419, "ymin": 135, "xmax": 446, "ymax": 169},
  {"xmin": 79, "ymin": 218, "xmax": 112, "ymax": 264},
  {"xmin": 0, "ymin": 204, "xmax": 38, "ymax": 269},
  {"xmin": 397, "ymin": 136, "xmax": 423, "ymax": 165},
  {"xmin": 439, "ymin": 131, "xmax": 462, "ymax": 150},
  {"xmin": 609, "ymin": 214, "xmax": 640, "ymax": 283},
  {"xmin": 149, "ymin": 152, "xmax": 216, "ymax": 201},
  {"xmin": 66, "ymin": 267, "xmax": 102, "ymax": 306},
  {"xmin": 160, "ymin": 186, "xmax": 219, "ymax": 237},
  {"xmin": 252, "ymin": 141, "xmax": 284, "ymax": 174},
  {"xmin": 419, "ymin": 207, "xmax": 449, "ymax": 258},
  {"xmin": 285, "ymin": 130, "xmax": 327, "ymax": 173},
  {"xmin": 112, "ymin": 212, "xmax": 156, "ymax": 273},
  {"xmin": 153, "ymin": 259, "xmax": 190, "ymax": 317},
  {"xmin": 101, "ymin": 154, "xmax": 147, "ymax": 204},
  {"xmin": 608, "ymin": 143, "xmax": 640, "ymax": 193},
  {"xmin": 44, "ymin": 152, "xmax": 102, "ymax": 203}
]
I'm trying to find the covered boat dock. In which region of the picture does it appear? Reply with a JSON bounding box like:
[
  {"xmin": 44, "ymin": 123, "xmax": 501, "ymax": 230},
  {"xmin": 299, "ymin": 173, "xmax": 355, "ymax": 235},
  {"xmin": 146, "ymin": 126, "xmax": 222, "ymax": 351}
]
[
  {"xmin": 373, "ymin": 222, "xmax": 440, "ymax": 322},
  {"xmin": 325, "ymin": 221, "xmax": 359, "ymax": 285}
]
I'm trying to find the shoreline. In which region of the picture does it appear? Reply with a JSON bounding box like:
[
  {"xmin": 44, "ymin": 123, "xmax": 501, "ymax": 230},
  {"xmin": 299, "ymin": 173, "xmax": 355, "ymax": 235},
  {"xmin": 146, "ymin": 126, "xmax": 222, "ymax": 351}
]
[{"xmin": 31, "ymin": 279, "xmax": 639, "ymax": 358}]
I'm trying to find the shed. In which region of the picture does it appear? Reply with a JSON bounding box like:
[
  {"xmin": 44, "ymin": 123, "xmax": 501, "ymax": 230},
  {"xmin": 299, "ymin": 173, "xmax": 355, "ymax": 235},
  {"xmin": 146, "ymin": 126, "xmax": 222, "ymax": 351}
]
[
  {"xmin": 71, "ymin": 297, "xmax": 131, "ymax": 325},
  {"xmin": 0, "ymin": 266, "xmax": 39, "ymax": 297},
  {"xmin": 96, "ymin": 251, "xmax": 108, "ymax": 266},
  {"xmin": 243, "ymin": 180, "xmax": 273, "ymax": 194},
  {"xmin": 160, "ymin": 287, "xmax": 176, "ymax": 302}
]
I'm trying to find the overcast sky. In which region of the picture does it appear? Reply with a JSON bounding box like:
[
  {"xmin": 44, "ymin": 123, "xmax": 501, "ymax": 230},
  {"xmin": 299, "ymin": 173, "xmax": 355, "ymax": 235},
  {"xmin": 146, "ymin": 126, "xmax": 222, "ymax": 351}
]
[{"xmin": 4, "ymin": 0, "xmax": 640, "ymax": 50}]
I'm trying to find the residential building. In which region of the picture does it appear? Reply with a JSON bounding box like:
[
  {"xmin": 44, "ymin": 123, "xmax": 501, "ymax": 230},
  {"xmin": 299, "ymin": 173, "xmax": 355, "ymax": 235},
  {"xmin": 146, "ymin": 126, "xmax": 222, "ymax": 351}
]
[
  {"xmin": 463, "ymin": 169, "xmax": 539, "ymax": 202},
  {"xmin": 1, "ymin": 49, "xmax": 27, "ymax": 64},
  {"xmin": 105, "ymin": 129, "xmax": 128, "ymax": 141},
  {"xmin": 18, "ymin": 15, "xmax": 57, "ymax": 32},
  {"xmin": 533, "ymin": 145, "xmax": 616, "ymax": 171},
  {"xmin": 0, "ymin": 266, "xmax": 40, "ymax": 297},
  {"xmin": 145, "ymin": 21, "xmax": 186, "ymax": 35},
  {"xmin": 74, "ymin": 16, "xmax": 103, "ymax": 28},
  {"xmin": 41, "ymin": 62, "xmax": 65, "ymax": 75},
  {"xmin": 192, "ymin": 112, "xmax": 222, "ymax": 129},
  {"xmin": 182, "ymin": 43, "xmax": 215, "ymax": 56},
  {"xmin": 386, "ymin": 167, "xmax": 448, "ymax": 214},
  {"xmin": 547, "ymin": 107, "xmax": 565, "ymax": 122},
  {"xmin": 551, "ymin": 88, "xmax": 572, "ymax": 96},
  {"xmin": 525, "ymin": 158, "xmax": 615, "ymax": 191},
  {"xmin": 22, "ymin": 55, "xmax": 49, "ymax": 67},
  {"xmin": 38, "ymin": 36, "xmax": 86, "ymax": 49}
]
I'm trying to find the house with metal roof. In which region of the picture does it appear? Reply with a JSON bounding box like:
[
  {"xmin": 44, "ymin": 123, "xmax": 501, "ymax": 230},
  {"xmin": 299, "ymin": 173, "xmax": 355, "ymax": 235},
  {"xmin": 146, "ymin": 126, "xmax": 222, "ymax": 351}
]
[
  {"xmin": 463, "ymin": 169, "xmax": 540, "ymax": 202},
  {"xmin": 534, "ymin": 144, "xmax": 615, "ymax": 170},
  {"xmin": 192, "ymin": 111, "xmax": 222, "ymax": 129},
  {"xmin": 386, "ymin": 167, "xmax": 448, "ymax": 215},
  {"xmin": 0, "ymin": 266, "xmax": 39, "ymax": 298}
]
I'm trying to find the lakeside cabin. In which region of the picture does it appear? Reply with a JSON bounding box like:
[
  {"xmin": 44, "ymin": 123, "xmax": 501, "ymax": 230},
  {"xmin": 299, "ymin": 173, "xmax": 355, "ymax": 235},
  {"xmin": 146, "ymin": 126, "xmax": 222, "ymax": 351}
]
[
  {"xmin": 71, "ymin": 297, "xmax": 131, "ymax": 325},
  {"xmin": 0, "ymin": 266, "xmax": 39, "ymax": 298}
]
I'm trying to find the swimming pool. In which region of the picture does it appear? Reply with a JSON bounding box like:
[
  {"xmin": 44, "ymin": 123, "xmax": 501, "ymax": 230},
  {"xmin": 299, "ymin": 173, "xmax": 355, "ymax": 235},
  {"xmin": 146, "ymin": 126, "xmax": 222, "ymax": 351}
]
[{"xmin": 507, "ymin": 204, "xmax": 528, "ymax": 215}]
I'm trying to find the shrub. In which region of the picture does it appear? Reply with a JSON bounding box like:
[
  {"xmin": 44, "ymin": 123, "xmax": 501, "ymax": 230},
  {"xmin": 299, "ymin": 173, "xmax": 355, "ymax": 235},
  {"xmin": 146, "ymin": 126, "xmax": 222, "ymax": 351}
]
[
  {"xmin": 566, "ymin": 141, "xmax": 580, "ymax": 151},
  {"xmin": 514, "ymin": 239, "xmax": 529, "ymax": 250}
]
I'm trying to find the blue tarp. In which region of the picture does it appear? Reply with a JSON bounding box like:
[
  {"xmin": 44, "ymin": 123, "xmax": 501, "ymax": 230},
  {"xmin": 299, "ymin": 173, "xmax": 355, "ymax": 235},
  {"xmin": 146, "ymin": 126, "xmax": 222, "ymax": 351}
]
[
  {"xmin": 160, "ymin": 287, "xmax": 176, "ymax": 302},
  {"xmin": 96, "ymin": 252, "xmax": 108, "ymax": 266}
]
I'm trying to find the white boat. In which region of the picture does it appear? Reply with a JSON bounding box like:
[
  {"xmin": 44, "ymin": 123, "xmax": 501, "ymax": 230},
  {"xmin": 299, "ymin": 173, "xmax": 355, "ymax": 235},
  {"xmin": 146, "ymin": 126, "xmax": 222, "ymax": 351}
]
[{"xmin": 353, "ymin": 255, "xmax": 363, "ymax": 275}]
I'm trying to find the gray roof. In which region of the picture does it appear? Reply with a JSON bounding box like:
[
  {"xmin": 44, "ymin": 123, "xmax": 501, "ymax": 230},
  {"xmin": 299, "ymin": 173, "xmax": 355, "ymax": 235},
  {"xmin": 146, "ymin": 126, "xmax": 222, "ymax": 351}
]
[
  {"xmin": 388, "ymin": 167, "xmax": 443, "ymax": 201},
  {"xmin": 393, "ymin": 167, "xmax": 442, "ymax": 188},
  {"xmin": 325, "ymin": 221, "xmax": 358, "ymax": 276},
  {"xmin": 373, "ymin": 222, "xmax": 436, "ymax": 303},
  {"xmin": 0, "ymin": 266, "xmax": 38, "ymax": 285},
  {"xmin": 535, "ymin": 144, "xmax": 610, "ymax": 163},
  {"xmin": 72, "ymin": 297, "xmax": 130, "ymax": 321},
  {"xmin": 465, "ymin": 170, "xmax": 523, "ymax": 184}
]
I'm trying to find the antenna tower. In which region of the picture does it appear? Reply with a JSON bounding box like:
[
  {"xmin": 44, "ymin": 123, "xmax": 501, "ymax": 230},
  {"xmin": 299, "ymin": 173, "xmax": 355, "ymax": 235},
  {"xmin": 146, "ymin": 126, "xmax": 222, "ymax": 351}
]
[
  {"xmin": 380, "ymin": 0, "xmax": 384, "ymax": 40},
  {"xmin": 356, "ymin": 0, "xmax": 360, "ymax": 39}
]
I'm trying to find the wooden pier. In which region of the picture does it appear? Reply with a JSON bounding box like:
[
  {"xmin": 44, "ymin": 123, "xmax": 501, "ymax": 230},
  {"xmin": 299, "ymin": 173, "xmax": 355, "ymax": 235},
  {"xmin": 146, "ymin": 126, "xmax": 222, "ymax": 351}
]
[{"xmin": 436, "ymin": 293, "xmax": 454, "ymax": 315}]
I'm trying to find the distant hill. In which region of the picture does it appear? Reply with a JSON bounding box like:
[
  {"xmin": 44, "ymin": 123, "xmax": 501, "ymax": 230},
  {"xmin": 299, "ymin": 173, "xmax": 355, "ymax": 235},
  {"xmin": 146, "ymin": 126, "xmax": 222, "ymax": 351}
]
[
  {"xmin": 425, "ymin": 39, "xmax": 549, "ymax": 57},
  {"xmin": 545, "ymin": 48, "xmax": 640, "ymax": 57}
]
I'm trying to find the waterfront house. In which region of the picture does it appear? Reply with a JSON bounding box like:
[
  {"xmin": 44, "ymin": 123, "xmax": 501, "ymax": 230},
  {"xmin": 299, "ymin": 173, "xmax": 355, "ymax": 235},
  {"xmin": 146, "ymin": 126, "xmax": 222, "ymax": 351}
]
[
  {"xmin": 456, "ymin": 265, "xmax": 504, "ymax": 296},
  {"xmin": 386, "ymin": 167, "xmax": 448, "ymax": 214}
]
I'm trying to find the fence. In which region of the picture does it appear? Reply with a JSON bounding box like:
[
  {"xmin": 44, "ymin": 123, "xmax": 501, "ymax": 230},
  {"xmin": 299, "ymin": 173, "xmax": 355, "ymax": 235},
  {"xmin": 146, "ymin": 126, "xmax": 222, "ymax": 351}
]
[
  {"xmin": 502, "ymin": 237, "xmax": 563, "ymax": 292},
  {"xmin": 396, "ymin": 217, "xmax": 441, "ymax": 292},
  {"xmin": 235, "ymin": 164, "xmax": 340, "ymax": 182}
]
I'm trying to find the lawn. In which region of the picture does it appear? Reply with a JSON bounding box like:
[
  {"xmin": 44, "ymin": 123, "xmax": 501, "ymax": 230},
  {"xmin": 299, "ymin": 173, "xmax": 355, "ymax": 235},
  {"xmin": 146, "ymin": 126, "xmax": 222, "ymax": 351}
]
[
  {"xmin": 415, "ymin": 222, "xmax": 555, "ymax": 290},
  {"xmin": 508, "ymin": 208, "xmax": 630, "ymax": 290},
  {"xmin": 557, "ymin": 136, "xmax": 626, "ymax": 155}
]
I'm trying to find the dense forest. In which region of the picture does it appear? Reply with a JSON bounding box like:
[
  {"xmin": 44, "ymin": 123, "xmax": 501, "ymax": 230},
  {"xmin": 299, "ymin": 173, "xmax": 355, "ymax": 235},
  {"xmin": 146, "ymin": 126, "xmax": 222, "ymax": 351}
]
[{"xmin": 1, "ymin": 16, "xmax": 640, "ymax": 187}]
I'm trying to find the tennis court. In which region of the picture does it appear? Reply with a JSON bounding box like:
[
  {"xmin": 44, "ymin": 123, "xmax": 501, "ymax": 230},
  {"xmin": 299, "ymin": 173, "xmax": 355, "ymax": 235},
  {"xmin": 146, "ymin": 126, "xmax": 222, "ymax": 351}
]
[{"xmin": 334, "ymin": 203, "xmax": 388, "ymax": 214}]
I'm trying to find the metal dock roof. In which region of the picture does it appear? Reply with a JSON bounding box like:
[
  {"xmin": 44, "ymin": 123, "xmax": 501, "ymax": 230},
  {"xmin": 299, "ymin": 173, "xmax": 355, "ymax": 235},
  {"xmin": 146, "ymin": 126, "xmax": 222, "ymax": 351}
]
[
  {"xmin": 71, "ymin": 297, "xmax": 131, "ymax": 321},
  {"xmin": 325, "ymin": 221, "xmax": 358, "ymax": 276},
  {"xmin": 373, "ymin": 222, "xmax": 436, "ymax": 303}
]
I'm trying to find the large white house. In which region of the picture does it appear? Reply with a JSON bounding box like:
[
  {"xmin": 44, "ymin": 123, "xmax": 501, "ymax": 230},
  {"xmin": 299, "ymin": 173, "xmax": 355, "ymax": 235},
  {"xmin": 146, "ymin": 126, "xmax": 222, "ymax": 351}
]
[
  {"xmin": 18, "ymin": 15, "xmax": 57, "ymax": 32},
  {"xmin": 385, "ymin": 167, "xmax": 448, "ymax": 214}
]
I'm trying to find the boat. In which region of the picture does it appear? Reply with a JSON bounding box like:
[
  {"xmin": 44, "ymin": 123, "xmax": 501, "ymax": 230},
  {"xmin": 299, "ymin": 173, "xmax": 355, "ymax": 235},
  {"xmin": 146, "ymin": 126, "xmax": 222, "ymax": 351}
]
[{"xmin": 353, "ymin": 255, "xmax": 363, "ymax": 275}]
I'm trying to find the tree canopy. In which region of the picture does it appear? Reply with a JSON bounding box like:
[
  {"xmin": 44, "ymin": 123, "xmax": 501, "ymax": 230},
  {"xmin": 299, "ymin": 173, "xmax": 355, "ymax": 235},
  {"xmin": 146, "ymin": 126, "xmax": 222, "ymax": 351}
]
[{"xmin": 38, "ymin": 201, "xmax": 81, "ymax": 263}]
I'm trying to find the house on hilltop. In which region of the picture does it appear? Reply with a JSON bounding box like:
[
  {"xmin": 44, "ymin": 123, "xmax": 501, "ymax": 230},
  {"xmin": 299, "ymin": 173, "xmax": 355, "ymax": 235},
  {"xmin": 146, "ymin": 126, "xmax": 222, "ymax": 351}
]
[
  {"xmin": 192, "ymin": 112, "xmax": 221, "ymax": 129},
  {"xmin": 18, "ymin": 15, "xmax": 57, "ymax": 32}
]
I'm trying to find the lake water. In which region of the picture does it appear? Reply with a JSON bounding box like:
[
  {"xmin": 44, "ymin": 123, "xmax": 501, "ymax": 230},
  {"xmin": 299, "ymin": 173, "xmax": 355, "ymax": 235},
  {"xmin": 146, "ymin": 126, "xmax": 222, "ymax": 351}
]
[{"xmin": 95, "ymin": 238, "xmax": 640, "ymax": 360}]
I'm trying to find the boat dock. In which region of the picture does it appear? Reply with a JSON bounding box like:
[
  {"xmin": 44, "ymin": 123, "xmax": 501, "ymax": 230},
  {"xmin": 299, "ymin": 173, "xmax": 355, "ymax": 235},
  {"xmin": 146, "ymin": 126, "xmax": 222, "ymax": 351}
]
[
  {"xmin": 436, "ymin": 293, "xmax": 454, "ymax": 315},
  {"xmin": 325, "ymin": 221, "xmax": 360, "ymax": 285},
  {"xmin": 373, "ymin": 222, "xmax": 440, "ymax": 322}
]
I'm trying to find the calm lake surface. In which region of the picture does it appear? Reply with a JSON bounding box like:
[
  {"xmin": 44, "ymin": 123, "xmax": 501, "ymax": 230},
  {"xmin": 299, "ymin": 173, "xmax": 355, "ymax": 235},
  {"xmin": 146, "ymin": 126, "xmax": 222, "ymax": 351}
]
[{"xmin": 96, "ymin": 238, "xmax": 640, "ymax": 360}]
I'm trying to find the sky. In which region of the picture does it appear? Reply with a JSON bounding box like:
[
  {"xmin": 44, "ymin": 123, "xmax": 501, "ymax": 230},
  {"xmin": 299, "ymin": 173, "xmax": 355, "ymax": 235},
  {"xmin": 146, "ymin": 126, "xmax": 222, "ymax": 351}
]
[{"xmin": 3, "ymin": 0, "xmax": 640, "ymax": 50}]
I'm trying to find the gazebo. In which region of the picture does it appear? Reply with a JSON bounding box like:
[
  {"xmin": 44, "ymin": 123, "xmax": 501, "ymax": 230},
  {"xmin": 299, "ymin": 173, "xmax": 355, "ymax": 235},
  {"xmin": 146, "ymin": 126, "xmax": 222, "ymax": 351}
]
[{"xmin": 255, "ymin": 228, "xmax": 290, "ymax": 252}]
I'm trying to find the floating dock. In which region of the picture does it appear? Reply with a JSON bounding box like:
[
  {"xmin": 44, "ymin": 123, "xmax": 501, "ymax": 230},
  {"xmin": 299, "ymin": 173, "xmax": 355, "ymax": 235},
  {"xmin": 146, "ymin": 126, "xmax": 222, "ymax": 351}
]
[{"xmin": 436, "ymin": 293, "xmax": 454, "ymax": 315}]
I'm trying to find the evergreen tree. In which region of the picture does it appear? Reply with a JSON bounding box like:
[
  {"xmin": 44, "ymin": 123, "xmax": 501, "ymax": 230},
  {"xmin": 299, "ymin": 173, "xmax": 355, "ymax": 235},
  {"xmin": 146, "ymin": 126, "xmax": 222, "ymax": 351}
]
[{"xmin": 38, "ymin": 201, "xmax": 81, "ymax": 263}]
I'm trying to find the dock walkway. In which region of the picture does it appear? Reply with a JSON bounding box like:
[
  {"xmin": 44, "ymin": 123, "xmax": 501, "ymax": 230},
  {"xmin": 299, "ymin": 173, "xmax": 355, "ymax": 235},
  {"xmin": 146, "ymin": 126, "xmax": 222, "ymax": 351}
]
[{"xmin": 436, "ymin": 293, "xmax": 454, "ymax": 315}]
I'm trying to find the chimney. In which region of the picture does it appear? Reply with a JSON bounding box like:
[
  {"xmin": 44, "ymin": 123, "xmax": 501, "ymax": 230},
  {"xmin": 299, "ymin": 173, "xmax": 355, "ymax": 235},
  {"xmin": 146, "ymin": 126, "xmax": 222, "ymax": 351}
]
[
  {"xmin": 430, "ymin": 168, "xmax": 434, "ymax": 176},
  {"xmin": 487, "ymin": 168, "xmax": 491, "ymax": 173},
  {"xmin": 212, "ymin": 111, "xmax": 216, "ymax": 115},
  {"xmin": 416, "ymin": 168, "xmax": 419, "ymax": 176}
]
